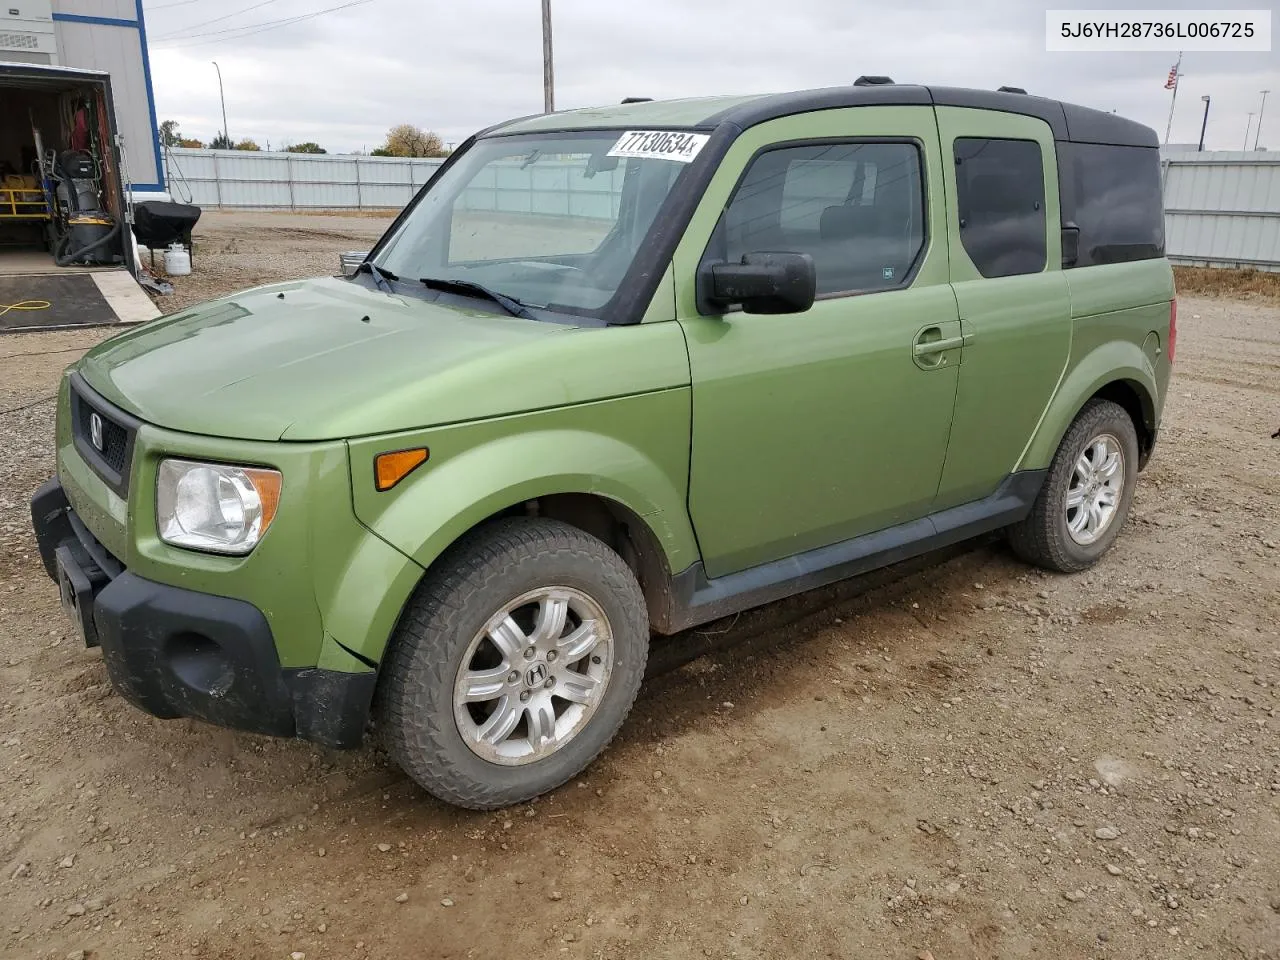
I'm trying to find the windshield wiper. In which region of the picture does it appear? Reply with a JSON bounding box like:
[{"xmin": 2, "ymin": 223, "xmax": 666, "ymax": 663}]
[
  {"xmin": 419, "ymin": 276, "xmax": 536, "ymax": 320},
  {"xmin": 358, "ymin": 261, "xmax": 398, "ymax": 291}
]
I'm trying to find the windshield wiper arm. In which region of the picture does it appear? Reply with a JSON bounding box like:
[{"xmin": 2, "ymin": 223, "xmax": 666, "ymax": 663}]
[
  {"xmin": 358, "ymin": 261, "xmax": 398, "ymax": 291},
  {"xmin": 419, "ymin": 276, "xmax": 536, "ymax": 320}
]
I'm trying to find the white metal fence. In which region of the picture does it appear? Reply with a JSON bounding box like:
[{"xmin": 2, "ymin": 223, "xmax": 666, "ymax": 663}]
[
  {"xmin": 167, "ymin": 146, "xmax": 1280, "ymax": 272},
  {"xmin": 163, "ymin": 148, "xmax": 446, "ymax": 209},
  {"xmin": 1162, "ymin": 150, "xmax": 1280, "ymax": 272}
]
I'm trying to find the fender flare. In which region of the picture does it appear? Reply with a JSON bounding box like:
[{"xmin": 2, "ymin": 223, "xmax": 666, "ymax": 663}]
[
  {"xmin": 345, "ymin": 427, "xmax": 699, "ymax": 662},
  {"xmin": 1018, "ymin": 339, "xmax": 1158, "ymax": 472}
]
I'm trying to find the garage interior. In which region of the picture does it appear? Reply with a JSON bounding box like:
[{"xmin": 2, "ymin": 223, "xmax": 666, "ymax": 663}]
[{"xmin": 0, "ymin": 71, "xmax": 127, "ymax": 277}]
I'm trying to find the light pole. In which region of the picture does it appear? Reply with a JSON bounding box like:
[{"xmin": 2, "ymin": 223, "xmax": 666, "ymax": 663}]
[
  {"xmin": 1255, "ymin": 89, "xmax": 1270, "ymax": 150},
  {"xmin": 541, "ymin": 0, "xmax": 554, "ymax": 113},
  {"xmin": 1244, "ymin": 112, "xmax": 1254, "ymax": 152},
  {"xmin": 212, "ymin": 61, "xmax": 229, "ymax": 147},
  {"xmin": 1197, "ymin": 95, "xmax": 1210, "ymax": 151}
]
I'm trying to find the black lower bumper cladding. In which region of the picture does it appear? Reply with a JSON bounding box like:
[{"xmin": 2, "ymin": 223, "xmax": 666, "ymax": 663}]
[{"xmin": 29, "ymin": 478, "xmax": 375, "ymax": 749}]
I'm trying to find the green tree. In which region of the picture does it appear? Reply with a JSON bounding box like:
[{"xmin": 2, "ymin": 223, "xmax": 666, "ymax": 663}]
[
  {"xmin": 209, "ymin": 133, "xmax": 233, "ymax": 150},
  {"xmin": 159, "ymin": 119, "xmax": 184, "ymax": 148},
  {"xmin": 380, "ymin": 124, "xmax": 447, "ymax": 158},
  {"xmin": 284, "ymin": 142, "xmax": 327, "ymax": 154}
]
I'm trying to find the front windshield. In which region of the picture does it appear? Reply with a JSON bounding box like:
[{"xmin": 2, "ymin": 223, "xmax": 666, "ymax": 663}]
[{"xmin": 374, "ymin": 131, "xmax": 694, "ymax": 317}]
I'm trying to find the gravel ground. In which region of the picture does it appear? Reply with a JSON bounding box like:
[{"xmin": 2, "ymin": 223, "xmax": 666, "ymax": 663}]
[{"xmin": 1, "ymin": 211, "xmax": 1278, "ymax": 960}]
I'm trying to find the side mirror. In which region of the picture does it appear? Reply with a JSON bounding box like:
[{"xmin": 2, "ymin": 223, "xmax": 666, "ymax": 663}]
[{"xmin": 703, "ymin": 252, "xmax": 817, "ymax": 315}]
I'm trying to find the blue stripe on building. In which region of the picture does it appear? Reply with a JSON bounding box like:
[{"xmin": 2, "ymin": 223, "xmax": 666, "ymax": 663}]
[{"xmin": 50, "ymin": 6, "xmax": 165, "ymax": 191}]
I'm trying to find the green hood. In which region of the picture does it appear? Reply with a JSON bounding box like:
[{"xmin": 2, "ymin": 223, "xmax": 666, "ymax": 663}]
[{"xmin": 76, "ymin": 277, "xmax": 621, "ymax": 441}]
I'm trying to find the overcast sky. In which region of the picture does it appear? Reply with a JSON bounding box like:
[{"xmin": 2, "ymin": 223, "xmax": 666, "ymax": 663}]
[{"xmin": 142, "ymin": 0, "xmax": 1278, "ymax": 153}]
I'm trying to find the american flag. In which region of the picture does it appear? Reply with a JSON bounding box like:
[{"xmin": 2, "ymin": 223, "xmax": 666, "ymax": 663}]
[{"xmin": 1165, "ymin": 64, "xmax": 1179, "ymax": 90}]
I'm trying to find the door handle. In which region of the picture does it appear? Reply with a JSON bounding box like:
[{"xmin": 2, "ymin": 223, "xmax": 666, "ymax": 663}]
[{"xmin": 913, "ymin": 334, "xmax": 965, "ymax": 357}]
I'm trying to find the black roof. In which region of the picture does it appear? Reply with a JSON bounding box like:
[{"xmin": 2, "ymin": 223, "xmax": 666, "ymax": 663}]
[{"xmin": 704, "ymin": 84, "xmax": 1158, "ymax": 148}]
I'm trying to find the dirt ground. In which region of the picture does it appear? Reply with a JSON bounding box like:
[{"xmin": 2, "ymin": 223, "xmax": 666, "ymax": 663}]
[{"xmin": 1, "ymin": 211, "xmax": 1278, "ymax": 960}]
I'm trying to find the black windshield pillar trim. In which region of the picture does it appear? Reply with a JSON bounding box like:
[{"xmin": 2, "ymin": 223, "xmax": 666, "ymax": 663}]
[{"xmin": 608, "ymin": 121, "xmax": 742, "ymax": 326}]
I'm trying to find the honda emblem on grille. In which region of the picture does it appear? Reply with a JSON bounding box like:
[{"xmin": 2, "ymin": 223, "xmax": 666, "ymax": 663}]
[{"xmin": 89, "ymin": 412, "xmax": 104, "ymax": 452}]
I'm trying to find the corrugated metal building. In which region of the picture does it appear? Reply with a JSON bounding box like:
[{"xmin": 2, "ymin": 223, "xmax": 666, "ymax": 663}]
[
  {"xmin": 1163, "ymin": 150, "xmax": 1280, "ymax": 272},
  {"xmin": 2, "ymin": 0, "xmax": 162, "ymax": 196}
]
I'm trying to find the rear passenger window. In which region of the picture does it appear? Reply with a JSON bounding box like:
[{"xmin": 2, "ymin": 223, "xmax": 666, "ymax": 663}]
[
  {"xmin": 715, "ymin": 141, "xmax": 926, "ymax": 297},
  {"xmin": 1062, "ymin": 142, "xmax": 1164, "ymax": 267},
  {"xmin": 954, "ymin": 138, "xmax": 1046, "ymax": 278}
]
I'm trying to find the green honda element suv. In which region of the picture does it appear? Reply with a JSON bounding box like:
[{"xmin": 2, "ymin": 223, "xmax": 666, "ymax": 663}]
[{"xmin": 31, "ymin": 80, "xmax": 1174, "ymax": 809}]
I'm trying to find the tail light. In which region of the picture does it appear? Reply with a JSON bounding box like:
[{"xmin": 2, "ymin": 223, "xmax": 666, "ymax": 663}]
[{"xmin": 1168, "ymin": 299, "xmax": 1177, "ymax": 364}]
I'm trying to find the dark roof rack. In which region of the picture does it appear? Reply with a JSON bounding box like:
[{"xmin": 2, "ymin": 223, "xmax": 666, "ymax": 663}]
[
  {"xmin": 620, "ymin": 97, "xmax": 653, "ymax": 104},
  {"xmin": 997, "ymin": 85, "xmax": 1028, "ymax": 94},
  {"xmin": 853, "ymin": 75, "xmax": 894, "ymax": 86}
]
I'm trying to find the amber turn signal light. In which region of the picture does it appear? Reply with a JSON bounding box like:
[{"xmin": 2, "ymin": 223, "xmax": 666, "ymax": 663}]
[
  {"xmin": 374, "ymin": 448, "xmax": 428, "ymax": 491},
  {"xmin": 243, "ymin": 467, "xmax": 283, "ymax": 528}
]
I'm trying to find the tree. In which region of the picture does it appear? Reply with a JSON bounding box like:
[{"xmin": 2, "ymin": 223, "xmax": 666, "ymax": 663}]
[
  {"xmin": 233, "ymin": 138, "xmax": 261, "ymax": 151},
  {"xmin": 369, "ymin": 147, "xmax": 393, "ymax": 157},
  {"xmin": 380, "ymin": 124, "xmax": 447, "ymax": 158},
  {"xmin": 159, "ymin": 119, "xmax": 185, "ymax": 148},
  {"xmin": 284, "ymin": 142, "xmax": 327, "ymax": 154},
  {"xmin": 177, "ymin": 137, "xmax": 204, "ymax": 149},
  {"xmin": 209, "ymin": 133, "xmax": 233, "ymax": 150}
]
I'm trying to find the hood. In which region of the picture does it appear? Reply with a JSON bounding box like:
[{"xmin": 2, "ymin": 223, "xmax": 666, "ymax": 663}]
[{"xmin": 77, "ymin": 277, "xmax": 590, "ymax": 441}]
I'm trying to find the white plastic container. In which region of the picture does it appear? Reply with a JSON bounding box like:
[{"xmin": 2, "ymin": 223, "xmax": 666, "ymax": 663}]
[{"xmin": 163, "ymin": 242, "xmax": 191, "ymax": 276}]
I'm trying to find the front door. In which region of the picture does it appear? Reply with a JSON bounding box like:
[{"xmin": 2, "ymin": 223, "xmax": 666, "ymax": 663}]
[{"xmin": 674, "ymin": 107, "xmax": 960, "ymax": 579}]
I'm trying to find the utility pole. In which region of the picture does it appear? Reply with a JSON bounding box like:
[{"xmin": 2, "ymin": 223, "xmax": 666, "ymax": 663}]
[
  {"xmin": 1244, "ymin": 112, "xmax": 1254, "ymax": 152},
  {"xmin": 1255, "ymin": 90, "xmax": 1270, "ymax": 150},
  {"xmin": 541, "ymin": 0, "xmax": 554, "ymax": 113},
  {"xmin": 212, "ymin": 61, "xmax": 229, "ymax": 146},
  {"xmin": 1197, "ymin": 95, "xmax": 1210, "ymax": 151}
]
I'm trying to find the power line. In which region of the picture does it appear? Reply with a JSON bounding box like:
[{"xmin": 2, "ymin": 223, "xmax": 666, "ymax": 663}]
[
  {"xmin": 153, "ymin": 0, "xmax": 372, "ymax": 47},
  {"xmin": 153, "ymin": 0, "xmax": 286, "ymax": 40},
  {"xmin": 158, "ymin": 10, "xmax": 328, "ymax": 42}
]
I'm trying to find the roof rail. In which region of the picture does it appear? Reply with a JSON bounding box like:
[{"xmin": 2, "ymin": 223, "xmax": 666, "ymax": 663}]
[
  {"xmin": 997, "ymin": 85, "xmax": 1028, "ymax": 94},
  {"xmin": 620, "ymin": 97, "xmax": 653, "ymax": 104},
  {"xmin": 853, "ymin": 75, "xmax": 895, "ymax": 86}
]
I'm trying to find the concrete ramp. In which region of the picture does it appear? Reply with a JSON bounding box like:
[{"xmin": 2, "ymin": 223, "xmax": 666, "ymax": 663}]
[{"xmin": 0, "ymin": 270, "xmax": 159, "ymax": 333}]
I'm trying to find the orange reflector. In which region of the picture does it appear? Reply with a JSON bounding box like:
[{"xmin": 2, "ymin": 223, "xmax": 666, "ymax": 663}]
[
  {"xmin": 243, "ymin": 467, "xmax": 283, "ymax": 531},
  {"xmin": 375, "ymin": 448, "xmax": 428, "ymax": 491}
]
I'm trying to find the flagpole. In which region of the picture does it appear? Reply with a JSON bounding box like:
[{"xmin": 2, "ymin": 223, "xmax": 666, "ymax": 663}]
[{"xmin": 1163, "ymin": 51, "xmax": 1183, "ymax": 144}]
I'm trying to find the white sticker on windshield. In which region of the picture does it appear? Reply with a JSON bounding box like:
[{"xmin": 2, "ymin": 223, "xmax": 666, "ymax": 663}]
[{"xmin": 607, "ymin": 130, "xmax": 710, "ymax": 163}]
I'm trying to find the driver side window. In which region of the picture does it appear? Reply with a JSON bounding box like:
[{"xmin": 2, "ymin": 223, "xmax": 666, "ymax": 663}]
[{"xmin": 714, "ymin": 141, "xmax": 926, "ymax": 296}]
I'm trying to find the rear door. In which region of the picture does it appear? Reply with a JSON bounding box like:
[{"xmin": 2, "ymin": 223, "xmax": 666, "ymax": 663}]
[
  {"xmin": 674, "ymin": 106, "xmax": 960, "ymax": 579},
  {"xmin": 931, "ymin": 107, "xmax": 1072, "ymax": 510}
]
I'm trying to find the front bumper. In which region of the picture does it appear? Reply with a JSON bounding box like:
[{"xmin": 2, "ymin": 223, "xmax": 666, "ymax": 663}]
[{"xmin": 31, "ymin": 477, "xmax": 375, "ymax": 748}]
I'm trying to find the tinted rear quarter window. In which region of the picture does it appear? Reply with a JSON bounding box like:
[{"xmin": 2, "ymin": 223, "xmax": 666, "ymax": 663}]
[
  {"xmin": 1063, "ymin": 142, "xmax": 1165, "ymax": 267},
  {"xmin": 954, "ymin": 138, "xmax": 1046, "ymax": 278}
]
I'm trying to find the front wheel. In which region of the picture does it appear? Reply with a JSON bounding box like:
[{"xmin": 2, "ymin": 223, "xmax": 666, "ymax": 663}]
[
  {"xmin": 1008, "ymin": 399, "xmax": 1140, "ymax": 573},
  {"xmin": 375, "ymin": 518, "xmax": 649, "ymax": 809}
]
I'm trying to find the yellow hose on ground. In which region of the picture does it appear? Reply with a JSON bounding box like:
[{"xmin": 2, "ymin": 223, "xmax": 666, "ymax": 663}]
[{"xmin": 0, "ymin": 300, "xmax": 52, "ymax": 319}]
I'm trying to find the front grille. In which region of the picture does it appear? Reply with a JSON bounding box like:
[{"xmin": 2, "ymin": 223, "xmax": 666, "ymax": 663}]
[
  {"xmin": 69, "ymin": 375, "xmax": 138, "ymax": 497},
  {"xmin": 76, "ymin": 398, "xmax": 129, "ymax": 472}
]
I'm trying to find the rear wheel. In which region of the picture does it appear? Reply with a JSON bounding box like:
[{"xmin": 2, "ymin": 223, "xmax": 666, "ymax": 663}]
[
  {"xmin": 1008, "ymin": 399, "xmax": 1139, "ymax": 573},
  {"xmin": 375, "ymin": 518, "xmax": 648, "ymax": 809}
]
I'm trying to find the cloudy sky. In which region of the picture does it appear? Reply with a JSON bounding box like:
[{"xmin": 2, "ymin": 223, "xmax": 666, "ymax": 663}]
[{"xmin": 142, "ymin": 0, "xmax": 1279, "ymax": 153}]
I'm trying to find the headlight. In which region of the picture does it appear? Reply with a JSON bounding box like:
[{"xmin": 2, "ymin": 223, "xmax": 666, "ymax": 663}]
[{"xmin": 156, "ymin": 459, "xmax": 282, "ymax": 555}]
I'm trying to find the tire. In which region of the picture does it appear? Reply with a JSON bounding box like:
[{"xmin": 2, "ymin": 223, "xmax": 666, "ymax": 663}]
[
  {"xmin": 375, "ymin": 517, "xmax": 649, "ymax": 810},
  {"xmin": 1008, "ymin": 399, "xmax": 1140, "ymax": 573}
]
